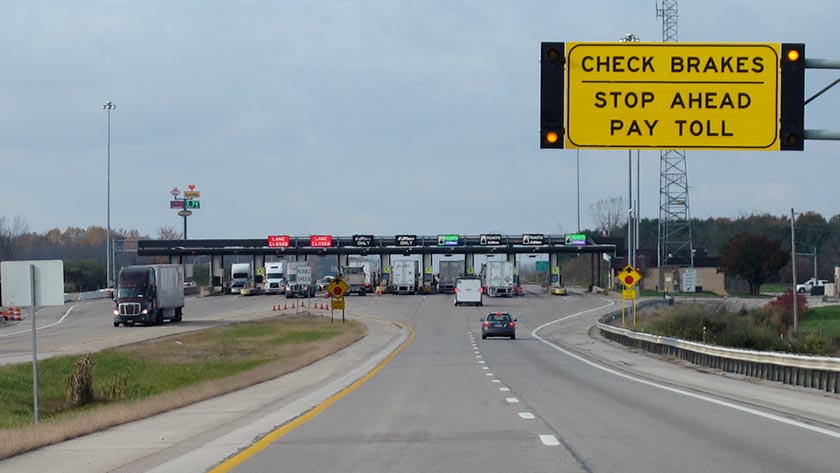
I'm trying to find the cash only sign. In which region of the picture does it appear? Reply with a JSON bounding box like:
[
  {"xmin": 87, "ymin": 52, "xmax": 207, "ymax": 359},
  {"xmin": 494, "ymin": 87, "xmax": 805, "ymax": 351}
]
[{"xmin": 563, "ymin": 43, "xmax": 782, "ymax": 150}]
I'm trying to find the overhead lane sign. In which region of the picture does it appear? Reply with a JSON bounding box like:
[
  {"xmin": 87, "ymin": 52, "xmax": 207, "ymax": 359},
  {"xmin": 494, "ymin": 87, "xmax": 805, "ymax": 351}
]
[{"xmin": 563, "ymin": 42, "xmax": 781, "ymax": 150}]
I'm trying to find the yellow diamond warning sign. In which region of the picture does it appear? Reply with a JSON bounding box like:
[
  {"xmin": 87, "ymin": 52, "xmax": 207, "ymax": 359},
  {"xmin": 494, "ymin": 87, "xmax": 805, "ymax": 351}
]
[
  {"xmin": 565, "ymin": 42, "xmax": 781, "ymax": 150},
  {"xmin": 619, "ymin": 265, "xmax": 642, "ymax": 289}
]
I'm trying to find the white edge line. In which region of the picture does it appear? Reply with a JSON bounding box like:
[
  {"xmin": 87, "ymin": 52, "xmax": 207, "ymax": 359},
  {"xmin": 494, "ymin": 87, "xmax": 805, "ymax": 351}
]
[
  {"xmin": 0, "ymin": 305, "xmax": 78, "ymax": 337},
  {"xmin": 531, "ymin": 297, "xmax": 840, "ymax": 440}
]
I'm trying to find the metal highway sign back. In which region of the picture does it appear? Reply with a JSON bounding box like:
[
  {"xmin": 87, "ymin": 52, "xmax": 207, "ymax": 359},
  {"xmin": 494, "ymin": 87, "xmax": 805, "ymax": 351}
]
[{"xmin": 565, "ymin": 42, "xmax": 781, "ymax": 150}]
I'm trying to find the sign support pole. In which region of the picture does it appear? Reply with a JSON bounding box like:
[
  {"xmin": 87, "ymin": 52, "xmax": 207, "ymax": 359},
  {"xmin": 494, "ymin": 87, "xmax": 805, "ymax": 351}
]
[
  {"xmin": 621, "ymin": 298, "xmax": 626, "ymax": 327},
  {"xmin": 30, "ymin": 264, "xmax": 39, "ymax": 424},
  {"xmin": 633, "ymin": 299, "xmax": 637, "ymax": 328}
]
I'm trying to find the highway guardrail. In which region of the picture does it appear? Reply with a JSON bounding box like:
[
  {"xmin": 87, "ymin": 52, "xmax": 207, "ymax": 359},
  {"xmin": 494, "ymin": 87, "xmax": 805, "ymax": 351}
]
[{"xmin": 597, "ymin": 300, "xmax": 840, "ymax": 394}]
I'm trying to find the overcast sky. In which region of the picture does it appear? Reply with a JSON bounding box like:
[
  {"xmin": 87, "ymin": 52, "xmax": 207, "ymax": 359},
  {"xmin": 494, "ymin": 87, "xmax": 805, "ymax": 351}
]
[{"xmin": 2, "ymin": 0, "xmax": 839, "ymax": 239}]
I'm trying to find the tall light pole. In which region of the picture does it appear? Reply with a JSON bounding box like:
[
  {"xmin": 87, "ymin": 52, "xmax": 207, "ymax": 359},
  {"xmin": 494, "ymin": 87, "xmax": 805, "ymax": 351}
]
[
  {"xmin": 619, "ymin": 33, "xmax": 640, "ymax": 267},
  {"xmin": 102, "ymin": 101, "xmax": 116, "ymax": 288}
]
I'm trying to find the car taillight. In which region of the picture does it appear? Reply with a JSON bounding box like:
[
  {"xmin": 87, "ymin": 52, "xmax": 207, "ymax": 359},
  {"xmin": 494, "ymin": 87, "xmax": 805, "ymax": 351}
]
[
  {"xmin": 483, "ymin": 321, "xmax": 489, "ymax": 327},
  {"xmin": 509, "ymin": 322, "xmax": 516, "ymax": 328},
  {"xmin": 479, "ymin": 287, "xmax": 484, "ymax": 294},
  {"xmin": 454, "ymin": 288, "xmax": 458, "ymax": 293}
]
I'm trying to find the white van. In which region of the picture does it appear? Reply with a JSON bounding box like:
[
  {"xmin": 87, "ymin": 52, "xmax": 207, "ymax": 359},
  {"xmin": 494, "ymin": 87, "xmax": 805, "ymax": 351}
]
[{"xmin": 454, "ymin": 277, "xmax": 483, "ymax": 306}]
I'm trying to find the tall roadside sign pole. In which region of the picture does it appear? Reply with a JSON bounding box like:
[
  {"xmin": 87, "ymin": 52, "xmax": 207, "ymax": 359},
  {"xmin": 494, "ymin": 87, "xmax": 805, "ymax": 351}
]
[{"xmin": 170, "ymin": 185, "xmax": 201, "ymax": 239}]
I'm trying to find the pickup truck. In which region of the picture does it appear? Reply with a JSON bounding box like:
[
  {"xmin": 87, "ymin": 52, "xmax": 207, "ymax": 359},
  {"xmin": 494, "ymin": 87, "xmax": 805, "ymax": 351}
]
[{"xmin": 796, "ymin": 278, "xmax": 829, "ymax": 294}]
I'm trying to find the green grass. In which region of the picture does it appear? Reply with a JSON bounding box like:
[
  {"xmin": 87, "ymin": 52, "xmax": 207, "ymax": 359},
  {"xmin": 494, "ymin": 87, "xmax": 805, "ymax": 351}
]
[
  {"xmin": 638, "ymin": 289, "xmax": 720, "ymax": 298},
  {"xmin": 0, "ymin": 318, "xmax": 361, "ymax": 429},
  {"xmin": 760, "ymin": 283, "xmax": 790, "ymax": 294},
  {"xmin": 800, "ymin": 306, "xmax": 840, "ymax": 338}
]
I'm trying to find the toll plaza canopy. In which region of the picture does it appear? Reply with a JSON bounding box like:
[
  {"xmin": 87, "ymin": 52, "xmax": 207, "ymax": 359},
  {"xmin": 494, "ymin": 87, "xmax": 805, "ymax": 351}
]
[{"xmin": 137, "ymin": 235, "xmax": 617, "ymax": 257}]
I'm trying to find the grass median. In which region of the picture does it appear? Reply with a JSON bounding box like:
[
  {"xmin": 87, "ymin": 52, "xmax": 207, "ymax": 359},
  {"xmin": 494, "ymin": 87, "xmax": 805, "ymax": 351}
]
[{"xmin": 0, "ymin": 316, "xmax": 365, "ymax": 459}]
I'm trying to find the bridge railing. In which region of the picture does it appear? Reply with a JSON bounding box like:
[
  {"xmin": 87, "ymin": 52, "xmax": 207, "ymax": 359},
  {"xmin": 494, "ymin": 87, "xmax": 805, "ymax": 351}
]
[{"xmin": 597, "ymin": 301, "xmax": 840, "ymax": 394}]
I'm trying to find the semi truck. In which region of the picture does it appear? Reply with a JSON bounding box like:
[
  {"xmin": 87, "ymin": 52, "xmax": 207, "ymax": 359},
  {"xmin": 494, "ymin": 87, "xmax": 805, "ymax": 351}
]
[
  {"xmin": 392, "ymin": 259, "xmax": 419, "ymax": 295},
  {"xmin": 285, "ymin": 261, "xmax": 315, "ymax": 298},
  {"xmin": 481, "ymin": 261, "xmax": 515, "ymax": 297},
  {"xmin": 263, "ymin": 262, "xmax": 286, "ymax": 295},
  {"xmin": 438, "ymin": 260, "xmax": 464, "ymax": 294},
  {"xmin": 341, "ymin": 266, "xmax": 367, "ymax": 295},
  {"xmin": 230, "ymin": 263, "xmax": 252, "ymax": 294},
  {"xmin": 349, "ymin": 260, "xmax": 375, "ymax": 293},
  {"xmin": 113, "ymin": 264, "xmax": 185, "ymax": 327}
]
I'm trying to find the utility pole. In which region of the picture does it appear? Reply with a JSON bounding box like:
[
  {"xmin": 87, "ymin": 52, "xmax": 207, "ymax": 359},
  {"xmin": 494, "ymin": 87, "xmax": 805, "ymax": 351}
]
[{"xmin": 791, "ymin": 208, "xmax": 798, "ymax": 336}]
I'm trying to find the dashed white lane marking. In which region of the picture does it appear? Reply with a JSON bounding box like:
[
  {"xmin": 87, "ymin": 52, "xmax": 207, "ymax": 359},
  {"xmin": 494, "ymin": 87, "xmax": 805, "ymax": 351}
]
[
  {"xmin": 499, "ymin": 387, "xmax": 510, "ymax": 392},
  {"xmin": 519, "ymin": 412, "xmax": 536, "ymax": 419},
  {"xmin": 486, "ymin": 373, "xmax": 494, "ymax": 376},
  {"xmin": 492, "ymin": 379, "xmax": 501, "ymax": 383},
  {"xmin": 506, "ymin": 397, "xmax": 519, "ymax": 403},
  {"xmin": 478, "ymin": 360, "xmax": 485, "ymax": 364},
  {"xmin": 539, "ymin": 434, "xmax": 560, "ymax": 446},
  {"xmin": 482, "ymin": 366, "xmax": 489, "ymax": 370},
  {"xmin": 475, "ymin": 355, "xmax": 482, "ymax": 358}
]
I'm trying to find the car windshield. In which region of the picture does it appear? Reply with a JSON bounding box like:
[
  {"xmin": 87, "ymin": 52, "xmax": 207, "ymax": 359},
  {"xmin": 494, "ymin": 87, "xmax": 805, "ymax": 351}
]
[
  {"xmin": 266, "ymin": 273, "xmax": 284, "ymax": 279},
  {"xmin": 487, "ymin": 313, "xmax": 511, "ymax": 322}
]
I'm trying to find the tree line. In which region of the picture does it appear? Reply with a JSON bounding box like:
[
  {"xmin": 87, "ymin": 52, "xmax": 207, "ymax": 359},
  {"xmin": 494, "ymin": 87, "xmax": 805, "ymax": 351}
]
[
  {"xmin": 0, "ymin": 217, "xmax": 181, "ymax": 292},
  {"xmin": 589, "ymin": 198, "xmax": 840, "ymax": 287}
]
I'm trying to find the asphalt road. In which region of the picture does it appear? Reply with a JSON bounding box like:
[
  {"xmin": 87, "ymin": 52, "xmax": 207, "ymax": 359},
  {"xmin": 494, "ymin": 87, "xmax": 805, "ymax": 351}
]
[{"xmin": 2, "ymin": 288, "xmax": 839, "ymax": 472}]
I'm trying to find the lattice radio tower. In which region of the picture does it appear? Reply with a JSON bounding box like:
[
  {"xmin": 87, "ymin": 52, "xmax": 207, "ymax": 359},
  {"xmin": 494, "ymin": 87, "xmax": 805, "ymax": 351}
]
[{"xmin": 656, "ymin": 0, "xmax": 694, "ymax": 267}]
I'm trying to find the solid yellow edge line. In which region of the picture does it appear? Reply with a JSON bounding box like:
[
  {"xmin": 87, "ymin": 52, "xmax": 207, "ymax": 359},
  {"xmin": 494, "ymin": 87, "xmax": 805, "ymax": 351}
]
[{"xmin": 208, "ymin": 322, "xmax": 415, "ymax": 473}]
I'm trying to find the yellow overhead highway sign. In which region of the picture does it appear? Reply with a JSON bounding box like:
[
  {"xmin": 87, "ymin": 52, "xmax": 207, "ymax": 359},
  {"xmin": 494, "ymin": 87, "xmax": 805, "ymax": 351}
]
[{"xmin": 565, "ymin": 42, "xmax": 781, "ymax": 150}]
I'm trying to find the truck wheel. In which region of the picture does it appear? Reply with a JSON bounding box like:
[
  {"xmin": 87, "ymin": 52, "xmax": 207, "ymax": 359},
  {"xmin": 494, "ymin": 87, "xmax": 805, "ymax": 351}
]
[
  {"xmin": 155, "ymin": 310, "xmax": 163, "ymax": 325},
  {"xmin": 174, "ymin": 308, "xmax": 183, "ymax": 322},
  {"xmin": 113, "ymin": 322, "xmax": 120, "ymax": 327}
]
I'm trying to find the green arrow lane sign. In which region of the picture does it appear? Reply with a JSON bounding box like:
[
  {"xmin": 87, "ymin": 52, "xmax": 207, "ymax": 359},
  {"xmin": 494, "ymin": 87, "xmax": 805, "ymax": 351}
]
[
  {"xmin": 185, "ymin": 200, "xmax": 200, "ymax": 209},
  {"xmin": 437, "ymin": 234, "xmax": 460, "ymax": 246}
]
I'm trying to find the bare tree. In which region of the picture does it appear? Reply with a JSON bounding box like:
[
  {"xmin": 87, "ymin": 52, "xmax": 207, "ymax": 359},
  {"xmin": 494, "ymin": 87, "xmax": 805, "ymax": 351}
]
[
  {"xmin": 589, "ymin": 197, "xmax": 625, "ymax": 237},
  {"xmin": 157, "ymin": 225, "xmax": 183, "ymax": 240},
  {"xmin": 0, "ymin": 215, "xmax": 30, "ymax": 260}
]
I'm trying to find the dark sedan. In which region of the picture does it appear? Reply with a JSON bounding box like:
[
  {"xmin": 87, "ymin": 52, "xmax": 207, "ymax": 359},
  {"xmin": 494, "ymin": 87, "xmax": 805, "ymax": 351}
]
[{"xmin": 481, "ymin": 312, "xmax": 516, "ymax": 339}]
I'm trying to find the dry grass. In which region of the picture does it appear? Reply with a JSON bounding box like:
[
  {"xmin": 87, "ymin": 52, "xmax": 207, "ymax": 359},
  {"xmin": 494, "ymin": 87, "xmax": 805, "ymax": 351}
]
[{"xmin": 0, "ymin": 317, "xmax": 365, "ymax": 460}]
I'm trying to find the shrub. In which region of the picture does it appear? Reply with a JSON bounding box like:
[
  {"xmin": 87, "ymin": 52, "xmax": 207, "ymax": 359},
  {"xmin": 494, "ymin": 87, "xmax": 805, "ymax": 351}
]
[
  {"xmin": 65, "ymin": 354, "xmax": 95, "ymax": 406},
  {"xmin": 767, "ymin": 290, "xmax": 807, "ymax": 331},
  {"xmin": 102, "ymin": 374, "xmax": 128, "ymax": 401}
]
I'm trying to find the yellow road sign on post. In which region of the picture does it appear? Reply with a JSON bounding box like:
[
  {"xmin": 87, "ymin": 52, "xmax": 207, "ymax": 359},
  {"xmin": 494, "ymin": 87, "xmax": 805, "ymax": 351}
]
[
  {"xmin": 327, "ymin": 278, "xmax": 350, "ymax": 298},
  {"xmin": 331, "ymin": 297, "xmax": 345, "ymax": 310},
  {"xmin": 622, "ymin": 289, "xmax": 637, "ymax": 300},
  {"xmin": 565, "ymin": 42, "xmax": 781, "ymax": 150},
  {"xmin": 619, "ymin": 265, "xmax": 642, "ymax": 289}
]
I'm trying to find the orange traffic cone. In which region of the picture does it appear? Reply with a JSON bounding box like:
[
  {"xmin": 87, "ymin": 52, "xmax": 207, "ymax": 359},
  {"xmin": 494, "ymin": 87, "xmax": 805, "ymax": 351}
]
[
  {"xmin": 284, "ymin": 303, "xmax": 288, "ymax": 310},
  {"xmin": 12, "ymin": 307, "xmax": 22, "ymax": 321}
]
